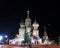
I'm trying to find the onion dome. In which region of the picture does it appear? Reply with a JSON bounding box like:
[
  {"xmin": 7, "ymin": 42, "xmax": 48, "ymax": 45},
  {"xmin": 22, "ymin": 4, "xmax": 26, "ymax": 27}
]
[
  {"xmin": 20, "ymin": 22, "xmax": 25, "ymax": 27},
  {"xmin": 33, "ymin": 20, "xmax": 39, "ymax": 27}
]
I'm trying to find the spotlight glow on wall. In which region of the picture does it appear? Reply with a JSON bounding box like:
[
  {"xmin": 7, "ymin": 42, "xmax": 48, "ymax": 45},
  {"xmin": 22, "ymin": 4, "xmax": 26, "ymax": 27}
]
[{"xmin": 0, "ymin": 36, "xmax": 3, "ymax": 41}]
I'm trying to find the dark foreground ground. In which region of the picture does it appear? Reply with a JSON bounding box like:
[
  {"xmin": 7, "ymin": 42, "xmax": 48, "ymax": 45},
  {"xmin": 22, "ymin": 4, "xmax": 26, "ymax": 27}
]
[{"xmin": 0, "ymin": 44, "xmax": 60, "ymax": 48}]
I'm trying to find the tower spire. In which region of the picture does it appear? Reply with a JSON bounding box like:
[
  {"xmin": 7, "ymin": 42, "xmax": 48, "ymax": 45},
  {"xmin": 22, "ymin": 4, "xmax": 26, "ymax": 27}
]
[
  {"xmin": 34, "ymin": 16, "xmax": 37, "ymax": 23},
  {"xmin": 44, "ymin": 26, "xmax": 46, "ymax": 32},
  {"xmin": 44, "ymin": 26, "xmax": 47, "ymax": 36},
  {"xmin": 21, "ymin": 16, "xmax": 23, "ymax": 22},
  {"xmin": 20, "ymin": 16, "xmax": 25, "ymax": 27},
  {"xmin": 20, "ymin": 16, "xmax": 24, "ymax": 24},
  {"xmin": 27, "ymin": 10, "xmax": 30, "ymax": 18}
]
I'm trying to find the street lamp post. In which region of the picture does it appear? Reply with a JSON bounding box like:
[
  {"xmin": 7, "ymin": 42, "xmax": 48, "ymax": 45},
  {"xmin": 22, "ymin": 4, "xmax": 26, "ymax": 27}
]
[{"xmin": 5, "ymin": 35, "xmax": 9, "ymax": 44}]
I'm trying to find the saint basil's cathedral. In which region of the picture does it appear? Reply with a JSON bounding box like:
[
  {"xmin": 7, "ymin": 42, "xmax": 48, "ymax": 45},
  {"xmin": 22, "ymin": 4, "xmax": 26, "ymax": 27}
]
[{"xmin": 9, "ymin": 10, "xmax": 52, "ymax": 45}]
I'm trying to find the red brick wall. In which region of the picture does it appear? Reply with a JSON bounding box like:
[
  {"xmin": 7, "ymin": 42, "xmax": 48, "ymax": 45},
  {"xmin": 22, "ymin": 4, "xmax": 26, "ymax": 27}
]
[
  {"xmin": 1, "ymin": 45, "xmax": 60, "ymax": 48},
  {"xmin": 31, "ymin": 45, "xmax": 60, "ymax": 48},
  {"xmin": 2, "ymin": 45, "xmax": 29, "ymax": 48}
]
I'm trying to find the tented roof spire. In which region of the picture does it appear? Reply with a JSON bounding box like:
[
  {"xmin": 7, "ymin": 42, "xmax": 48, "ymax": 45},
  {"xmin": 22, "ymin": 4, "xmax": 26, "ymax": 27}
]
[
  {"xmin": 43, "ymin": 26, "xmax": 48, "ymax": 36},
  {"xmin": 27, "ymin": 10, "xmax": 30, "ymax": 18}
]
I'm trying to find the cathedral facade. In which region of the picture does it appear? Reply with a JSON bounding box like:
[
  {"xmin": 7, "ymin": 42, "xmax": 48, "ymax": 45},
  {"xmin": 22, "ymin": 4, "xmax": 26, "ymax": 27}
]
[{"xmin": 9, "ymin": 10, "xmax": 51, "ymax": 45}]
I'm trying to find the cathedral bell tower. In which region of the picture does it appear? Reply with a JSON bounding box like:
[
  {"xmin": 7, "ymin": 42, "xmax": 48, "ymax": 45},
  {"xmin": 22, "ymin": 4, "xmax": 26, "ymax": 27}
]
[
  {"xmin": 25, "ymin": 10, "xmax": 31, "ymax": 27},
  {"xmin": 18, "ymin": 17, "xmax": 25, "ymax": 41},
  {"xmin": 43, "ymin": 26, "xmax": 48, "ymax": 40},
  {"xmin": 32, "ymin": 19, "xmax": 39, "ymax": 37},
  {"xmin": 42, "ymin": 26, "xmax": 49, "ymax": 45},
  {"xmin": 24, "ymin": 10, "xmax": 32, "ymax": 43}
]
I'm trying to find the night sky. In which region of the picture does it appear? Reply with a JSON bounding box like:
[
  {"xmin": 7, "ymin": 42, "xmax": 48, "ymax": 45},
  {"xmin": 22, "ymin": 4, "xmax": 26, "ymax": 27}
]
[{"xmin": 0, "ymin": 0, "xmax": 57, "ymax": 41}]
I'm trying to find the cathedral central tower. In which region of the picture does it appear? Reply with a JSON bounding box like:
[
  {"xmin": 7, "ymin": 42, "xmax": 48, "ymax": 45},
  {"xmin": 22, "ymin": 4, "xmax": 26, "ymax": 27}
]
[
  {"xmin": 24, "ymin": 10, "xmax": 32, "ymax": 43},
  {"xmin": 18, "ymin": 18, "xmax": 25, "ymax": 41},
  {"xmin": 25, "ymin": 10, "xmax": 31, "ymax": 27}
]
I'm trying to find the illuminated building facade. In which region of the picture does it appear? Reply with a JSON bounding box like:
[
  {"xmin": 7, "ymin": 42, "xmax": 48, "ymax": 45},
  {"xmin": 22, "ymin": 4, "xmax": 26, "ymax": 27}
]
[{"xmin": 9, "ymin": 10, "xmax": 52, "ymax": 45}]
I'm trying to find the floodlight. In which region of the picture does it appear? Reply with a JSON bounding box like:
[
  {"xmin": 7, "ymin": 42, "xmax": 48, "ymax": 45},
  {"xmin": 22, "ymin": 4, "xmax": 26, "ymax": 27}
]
[{"xmin": 0, "ymin": 36, "xmax": 3, "ymax": 41}]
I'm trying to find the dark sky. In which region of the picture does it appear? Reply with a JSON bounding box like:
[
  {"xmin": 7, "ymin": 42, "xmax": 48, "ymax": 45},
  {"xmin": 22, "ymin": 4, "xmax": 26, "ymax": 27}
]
[{"xmin": 0, "ymin": 0, "xmax": 57, "ymax": 40}]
